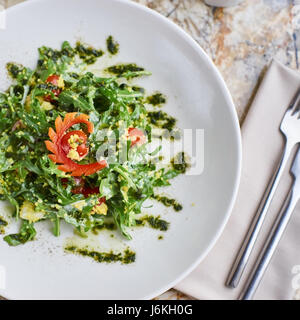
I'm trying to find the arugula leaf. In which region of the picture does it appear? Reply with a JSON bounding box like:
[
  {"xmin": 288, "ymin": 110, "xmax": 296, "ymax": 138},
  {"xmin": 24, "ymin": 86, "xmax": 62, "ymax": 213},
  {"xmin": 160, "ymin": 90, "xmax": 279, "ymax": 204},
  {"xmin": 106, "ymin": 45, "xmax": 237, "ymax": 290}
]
[
  {"xmin": 59, "ymin": 90, "xmax": 95, "ymax": 112},
  {"xmin": 4, "ymin": 220, "xmax": 36, "ymax": 246}
]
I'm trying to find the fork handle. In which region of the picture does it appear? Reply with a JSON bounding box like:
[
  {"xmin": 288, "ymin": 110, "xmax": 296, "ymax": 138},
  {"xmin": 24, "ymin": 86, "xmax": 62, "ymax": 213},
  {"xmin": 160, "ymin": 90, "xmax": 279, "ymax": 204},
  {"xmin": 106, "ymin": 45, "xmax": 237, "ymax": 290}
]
[
  {"xmin": 226, "ymin": 139, "xmax": 294, "ymax": 288},
  {"xmin": 239, "ymin": 187, "xmax": 298, "ymax": 299}
]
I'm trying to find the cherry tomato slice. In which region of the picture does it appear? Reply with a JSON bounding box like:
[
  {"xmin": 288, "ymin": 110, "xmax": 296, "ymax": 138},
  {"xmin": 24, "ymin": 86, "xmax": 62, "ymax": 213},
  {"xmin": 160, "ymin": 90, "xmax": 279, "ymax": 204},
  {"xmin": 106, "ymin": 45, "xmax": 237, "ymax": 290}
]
[
  {"xmin": 128, "ymin": 127, "xmax": 146, "ymax": 147},
  {"xmin": 44, "ymin": 74, "xmax": 62, "ymax": 101},
  {"xmin": 72, "ymin": 186, "xmax": 106, "ymax": 205},
  {"xmin": 46, "ymin": 75, "xmax": 60, "ymax": 86},
  {"xmin": 44, "ymin": 89, "xmax": 61, "ymax": 102}
]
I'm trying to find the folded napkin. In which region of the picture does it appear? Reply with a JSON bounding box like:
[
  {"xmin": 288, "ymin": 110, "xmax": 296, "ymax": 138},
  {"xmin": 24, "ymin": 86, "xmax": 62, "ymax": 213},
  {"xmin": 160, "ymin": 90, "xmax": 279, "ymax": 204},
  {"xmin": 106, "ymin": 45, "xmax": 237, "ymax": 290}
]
[{"xmin": 176, "ymin": 60, "xmax": 300, "ymax": 300}]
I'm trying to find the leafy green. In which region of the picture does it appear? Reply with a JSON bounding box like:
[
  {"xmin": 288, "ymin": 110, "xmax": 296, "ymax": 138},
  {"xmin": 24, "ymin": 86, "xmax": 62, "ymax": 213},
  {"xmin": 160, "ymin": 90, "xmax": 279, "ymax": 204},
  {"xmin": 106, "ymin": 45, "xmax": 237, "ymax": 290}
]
[
  {"xmin": 0, "ymin": 39, "xmax": 186, "ymax": 246},
  {"xmin": 4, "ymin": 220, "xmax": 36, "ymax": 246}
]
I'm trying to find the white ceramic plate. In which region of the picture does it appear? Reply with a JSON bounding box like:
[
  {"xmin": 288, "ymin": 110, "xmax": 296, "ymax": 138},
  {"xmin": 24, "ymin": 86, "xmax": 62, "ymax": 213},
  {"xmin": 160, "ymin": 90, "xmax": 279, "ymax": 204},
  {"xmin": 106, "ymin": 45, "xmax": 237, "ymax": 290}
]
[{"xmin": 0, "ymin": 0, "xmax": 241, "ymax": 300}]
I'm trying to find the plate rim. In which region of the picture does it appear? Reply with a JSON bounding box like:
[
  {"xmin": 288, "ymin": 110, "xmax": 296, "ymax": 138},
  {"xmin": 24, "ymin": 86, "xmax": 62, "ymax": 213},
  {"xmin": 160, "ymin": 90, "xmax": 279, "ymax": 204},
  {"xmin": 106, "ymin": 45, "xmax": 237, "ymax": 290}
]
[{"xmin": 2, "ymin": 0, "xmax": 242, "ymax": 300}]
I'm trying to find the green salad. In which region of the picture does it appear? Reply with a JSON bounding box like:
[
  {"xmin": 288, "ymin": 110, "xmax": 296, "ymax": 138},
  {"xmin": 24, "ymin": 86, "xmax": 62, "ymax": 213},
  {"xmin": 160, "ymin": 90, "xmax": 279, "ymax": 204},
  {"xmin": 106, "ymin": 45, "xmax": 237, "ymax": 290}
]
[{"xmin": 0, "ymin": 36, "xmax": 188, "ymax": 247}]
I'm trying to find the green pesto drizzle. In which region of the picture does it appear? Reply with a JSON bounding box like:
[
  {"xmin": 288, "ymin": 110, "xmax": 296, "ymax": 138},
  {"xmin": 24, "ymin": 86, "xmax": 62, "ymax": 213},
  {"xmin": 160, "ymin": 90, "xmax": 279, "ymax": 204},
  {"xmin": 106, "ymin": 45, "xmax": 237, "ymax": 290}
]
[
  {"xmin": 65, "ymin": 246, "xmax": 136, "ymax": 264},
  {"xmin": 75, "ymin": 42, "xmax": 104, "ymax": 65},
  {"xmin": 105, "ymin": 63, "xmax": 145, "ymax": 78},
  {"xmin": 39, "ymin": 45, "xmax": 74, "ymax": 62},
  {"xmin": 153, "ymin": 195, "xmax": 183, "ymax": 212},
  {"xmin": 158, "ymin": 235, "xmax": 164, "ymax": 240},
  {"xmin": 147, "ymin": 111, "xmax": 176, "ymax": 130},
  {"xmin": 92, "ymin": 222, "xmax": 117, "ymax": 234},
  {"xmin": 6, "ymin": 63, "xmax": 32, "ymax": 85},
  {"xmin": 106, "ymin": 36, "xmax": 119, "ymax": 55},
  {"xmin": 171, "ymin": 152, "xmax": 190, "ymax": 174},
  {"xmin": 135, "ymin": 215, "xmax": 169, "ymax": 231},
  {"xmin": 7, "ymin": 63, "xmax": 23, "ymax": 79},
  {"xmin": 146, "ymin": 93, "xmax": 166, "ymax": 106}
]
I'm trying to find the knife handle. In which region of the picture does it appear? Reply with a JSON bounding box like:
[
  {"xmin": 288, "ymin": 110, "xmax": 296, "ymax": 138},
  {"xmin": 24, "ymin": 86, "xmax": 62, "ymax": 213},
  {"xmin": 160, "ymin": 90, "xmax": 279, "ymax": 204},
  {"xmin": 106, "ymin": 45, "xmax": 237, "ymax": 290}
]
[
  {"xmin": 226, "ymin": 140, "xmax": 294, "ymax": 288},
  {"xmin": 239, "ymin": 187, "xmax": 298, "ymax": 300}
]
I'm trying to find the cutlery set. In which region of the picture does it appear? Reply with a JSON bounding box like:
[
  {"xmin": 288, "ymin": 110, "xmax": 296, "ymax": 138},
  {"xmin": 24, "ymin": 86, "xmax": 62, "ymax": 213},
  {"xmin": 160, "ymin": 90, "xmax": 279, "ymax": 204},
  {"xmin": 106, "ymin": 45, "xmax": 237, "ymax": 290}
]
[{"xmin": 226, "ymin": 89, "xmax": 300, "ymax": 299}]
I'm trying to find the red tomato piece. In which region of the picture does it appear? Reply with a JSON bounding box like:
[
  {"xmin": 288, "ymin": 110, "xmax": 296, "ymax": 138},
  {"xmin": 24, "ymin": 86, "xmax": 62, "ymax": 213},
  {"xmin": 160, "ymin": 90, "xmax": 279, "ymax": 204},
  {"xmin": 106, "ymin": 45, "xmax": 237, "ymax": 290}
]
[
  {"xmin": 128, "ymin": 127, "xmax": 146, "ymax": 147},
  {"xmin": 46, "ymin": 75, "xmax": 60, "ymax": 86},
  {"xmin": 44, "ymin": 74, "xmax": 62, "ymax": 101},
  {"xmin": 72, "ymin": 186, "xmax": 106, "ymax": 206}
]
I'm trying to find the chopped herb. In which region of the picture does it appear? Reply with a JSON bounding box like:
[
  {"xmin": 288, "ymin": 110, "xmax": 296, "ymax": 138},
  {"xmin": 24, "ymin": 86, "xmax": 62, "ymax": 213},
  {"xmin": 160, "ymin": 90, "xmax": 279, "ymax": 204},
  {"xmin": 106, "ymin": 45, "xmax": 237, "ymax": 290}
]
[
  {"xmin": 92, "ymin": 222, "xmax": 117, "ymax": 234},
  {"xmin": 7, "ymin": 63, "xmax": 33, "ymax": 84},
  {"xmin": 135, "ymin": 215, "xmax": 169, "ymax": 231},
  {"xmin": 147, "ymin": 111, "xmax": 176, "ymax": 130},
  {"xmin": 153, "ymin": 195, "xmax": 183, "ymax": 212},
  {"xmin": 171, "ymin": 152, "xmax": 190, "ymax": 174},
  {"xmin": 106, "ymin": 63, "xmax": 144, "ymax": 74},
  {"xmin": 146, "ymin": 93, "xmax": 166, "ymax": 106},
  {"xmin": 65, "ymin": 246, "xmax": 136, "ymax": 264},
  {"xmin": 146, "ymin": 216, "xmax": 169, "ymax": 231},
  {"xmin": 106, "ymin": 63, "xmax": 150, "ymax": 78},
  {"xmin": 106, "ymin": 36, "xmax": 119, "ymax": 55},
  {"xmin": 75, "ymin": 42, "xmax": 104, "ymax": 64},
  {"xmin": 7, "ymin": 63, "xmax": 23, "ymax": 79}
]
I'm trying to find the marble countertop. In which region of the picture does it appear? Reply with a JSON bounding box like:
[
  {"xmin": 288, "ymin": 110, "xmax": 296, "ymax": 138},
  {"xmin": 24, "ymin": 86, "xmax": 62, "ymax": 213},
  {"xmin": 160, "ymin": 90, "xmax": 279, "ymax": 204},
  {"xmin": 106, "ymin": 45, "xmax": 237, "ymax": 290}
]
[
  {"xmin": 134, "ymin": 0, "xmax": 299, "ymax": 123},
  {"xmin": 2, "ymin": 0, "xmax": 298, "ymax": 300}
]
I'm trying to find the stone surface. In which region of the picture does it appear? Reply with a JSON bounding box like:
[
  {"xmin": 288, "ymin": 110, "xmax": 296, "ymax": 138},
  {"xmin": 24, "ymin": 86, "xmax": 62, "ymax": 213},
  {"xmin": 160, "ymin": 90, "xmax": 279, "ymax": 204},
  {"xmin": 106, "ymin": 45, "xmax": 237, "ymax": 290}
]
[
  {"xmin": 2, "ymin": 0, "xmax": 298, "ymax": 300},
  {"xmin": 134, "ymin": 0, "xmax": 299, "ymax": 122}
]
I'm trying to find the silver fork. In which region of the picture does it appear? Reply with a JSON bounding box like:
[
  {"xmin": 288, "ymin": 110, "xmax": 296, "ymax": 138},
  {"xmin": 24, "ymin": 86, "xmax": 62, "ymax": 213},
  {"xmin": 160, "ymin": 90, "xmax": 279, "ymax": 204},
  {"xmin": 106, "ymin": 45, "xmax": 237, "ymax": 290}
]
[
  {"xmin": 240, "ymin": 145, "xmax": 300, "ymax": 299},
  {"xmin": 226, "ymin": 89, "xmax": 300, "ymax": 288}
]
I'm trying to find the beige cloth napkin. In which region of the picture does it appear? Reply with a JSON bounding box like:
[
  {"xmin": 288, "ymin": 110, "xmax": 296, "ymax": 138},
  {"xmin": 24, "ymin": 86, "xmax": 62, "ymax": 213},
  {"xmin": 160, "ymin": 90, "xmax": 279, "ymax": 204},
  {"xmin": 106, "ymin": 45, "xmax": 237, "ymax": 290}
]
[{"xmin": 176, "ymin": 60, "xmax": 300, "ymax": 300}]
